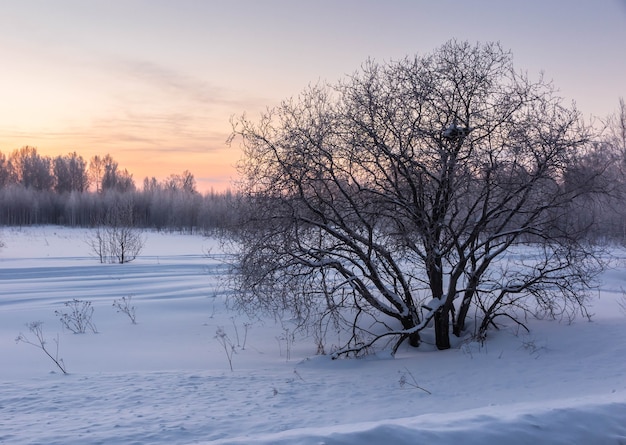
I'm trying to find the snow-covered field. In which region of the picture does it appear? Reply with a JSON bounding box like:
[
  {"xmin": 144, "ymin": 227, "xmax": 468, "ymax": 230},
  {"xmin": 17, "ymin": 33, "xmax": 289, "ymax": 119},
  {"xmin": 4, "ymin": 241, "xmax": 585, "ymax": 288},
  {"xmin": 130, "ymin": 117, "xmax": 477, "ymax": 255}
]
[{"xmin": 1, "ymin": 226, "xmax": 625, "ymax": 444}]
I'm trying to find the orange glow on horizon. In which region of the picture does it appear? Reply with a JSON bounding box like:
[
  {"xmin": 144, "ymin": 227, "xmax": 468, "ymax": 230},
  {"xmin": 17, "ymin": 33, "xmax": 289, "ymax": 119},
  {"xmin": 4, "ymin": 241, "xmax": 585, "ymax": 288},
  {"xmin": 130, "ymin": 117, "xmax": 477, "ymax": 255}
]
[
  {"xmin": 0, "ymin": 1, "xmax": 624, "ymax": 204},
  {"xmin": 0, "ymin": 134, "xmax": 241, "ymax": 194}
]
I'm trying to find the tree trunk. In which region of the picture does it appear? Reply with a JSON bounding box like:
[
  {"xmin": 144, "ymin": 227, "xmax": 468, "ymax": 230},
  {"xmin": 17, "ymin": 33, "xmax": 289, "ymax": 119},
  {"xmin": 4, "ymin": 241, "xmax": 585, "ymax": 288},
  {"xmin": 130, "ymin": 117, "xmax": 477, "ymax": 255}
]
[
  {"xmin": 434, "ymin": 308, "xmax": 451, "ymax": 350},
  {"xmin": 401, "ymin": 315, "xmax": 421, "ymax": 347},
  {"xmin": 453, "ymin": 292, "xmax": 473, "ymax": 337},
  {"xmin": 427, "ymin": 258, "xmax": 450, "ymax": 349}
]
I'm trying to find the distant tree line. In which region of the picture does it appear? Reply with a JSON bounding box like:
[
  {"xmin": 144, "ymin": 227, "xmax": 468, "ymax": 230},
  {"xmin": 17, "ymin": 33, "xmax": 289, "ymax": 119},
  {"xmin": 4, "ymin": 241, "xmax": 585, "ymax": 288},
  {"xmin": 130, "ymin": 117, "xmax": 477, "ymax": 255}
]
[
  {"xmin": 0, "ymin": 147, "xmax": 236, "ymax": 232},
  {"xmin": 1, "ymin": 95, "xmax": 625, "ymax": 239}
]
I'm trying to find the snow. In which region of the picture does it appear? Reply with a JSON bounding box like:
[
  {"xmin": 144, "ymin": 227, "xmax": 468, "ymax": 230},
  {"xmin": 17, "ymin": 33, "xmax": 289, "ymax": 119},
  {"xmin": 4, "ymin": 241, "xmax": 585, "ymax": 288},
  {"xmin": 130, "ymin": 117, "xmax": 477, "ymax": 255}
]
[{"xmin": 1, "ymin": 226, "xmax": 625, "ymax": 444}]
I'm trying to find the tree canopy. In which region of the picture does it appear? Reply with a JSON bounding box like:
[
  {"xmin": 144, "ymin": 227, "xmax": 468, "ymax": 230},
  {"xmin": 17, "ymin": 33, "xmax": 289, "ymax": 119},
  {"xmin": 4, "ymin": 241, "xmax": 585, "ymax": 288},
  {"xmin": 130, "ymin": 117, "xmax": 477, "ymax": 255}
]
[{"xmin": 229, "ymin": 40, "xmax": 609, "ymax": 356}]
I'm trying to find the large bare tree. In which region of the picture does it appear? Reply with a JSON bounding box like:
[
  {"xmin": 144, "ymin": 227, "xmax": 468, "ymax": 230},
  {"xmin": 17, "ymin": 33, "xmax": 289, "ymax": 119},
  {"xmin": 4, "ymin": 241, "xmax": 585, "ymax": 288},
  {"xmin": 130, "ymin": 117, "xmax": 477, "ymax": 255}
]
[{"xmin": 229, "ymin": 41, "xmax": 607, "ymax": 355}]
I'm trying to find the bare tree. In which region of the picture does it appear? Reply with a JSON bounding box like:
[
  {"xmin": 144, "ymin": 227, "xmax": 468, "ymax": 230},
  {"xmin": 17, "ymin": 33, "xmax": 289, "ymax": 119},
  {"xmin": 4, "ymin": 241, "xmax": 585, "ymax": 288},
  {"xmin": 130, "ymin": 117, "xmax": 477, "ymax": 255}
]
[
  {"xmin": 88, "ymin": 155, "xmax": 104, "ymax": 193},
  {"xmin": 577, "ymin": 98, "xmax": 626, "ymax": 243},
  {"xmin": 163, "ymin": 170, "xmax": 197, "ymax": 194},
  {"xmin": 612, "ymin": 98, "xmax": 626, "ymax": 241},
  {"xmin": 179, "ymin": 170, "xmax": 197, "ymax": 194},
  {"xmin": 88, "ymin": 198, "xmax": 145, "ymax": 264},
  {"xmin": 610, "ymin": 98, "xmax": 626, "ymax": 162},
  {"xmin": 0, "ymin": 151, "xmax": 10, "ymax": 188},
  {"xmin": 8, "ymin": 146, "xmax": 54, "ymax": 191},
  {"xmin": 101, "ymin": 154, "xmax": 120, "ymax": 192},
  {"xmin": 114, "ymin": 168, "xmax": 136, "ymax": 193},
  {"xmin": 90, "ymin": 154, "xmax": 135, "ymax": 193},
  {"xmin": 143, "ymin": 176, "xmax": 160, "ymax": 193},
  {"xmin": 228, "ymin": 41, "xmax": 607, "ymax": 356},
  {"xmin": 53, "ymin": 152, "xmax": 90, "ymax": 193}
]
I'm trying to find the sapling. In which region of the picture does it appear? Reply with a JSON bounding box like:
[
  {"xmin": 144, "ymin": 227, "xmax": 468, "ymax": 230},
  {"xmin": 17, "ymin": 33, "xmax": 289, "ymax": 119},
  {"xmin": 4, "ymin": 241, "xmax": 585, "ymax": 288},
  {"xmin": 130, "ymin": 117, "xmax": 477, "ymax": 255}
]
[{"xmin": 16, "ymin": 322, "xmax": 68, "ymax": 375}]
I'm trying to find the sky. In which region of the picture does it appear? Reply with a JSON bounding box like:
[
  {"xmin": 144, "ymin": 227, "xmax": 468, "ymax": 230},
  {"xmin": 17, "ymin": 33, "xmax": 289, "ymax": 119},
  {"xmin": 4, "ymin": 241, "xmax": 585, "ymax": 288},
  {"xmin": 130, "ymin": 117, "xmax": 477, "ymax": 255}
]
[{"xmin": 1, "ymin": 0, "xmax": 625, "ymax": 193}]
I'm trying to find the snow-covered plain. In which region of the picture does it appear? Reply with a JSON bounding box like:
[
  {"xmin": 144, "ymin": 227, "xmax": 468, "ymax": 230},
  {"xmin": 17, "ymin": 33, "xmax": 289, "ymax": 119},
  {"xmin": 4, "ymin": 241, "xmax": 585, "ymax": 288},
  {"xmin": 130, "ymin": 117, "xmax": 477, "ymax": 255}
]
[{"xmin": 1, "ymin": 226, "xmax": 625, "ymax": 444}]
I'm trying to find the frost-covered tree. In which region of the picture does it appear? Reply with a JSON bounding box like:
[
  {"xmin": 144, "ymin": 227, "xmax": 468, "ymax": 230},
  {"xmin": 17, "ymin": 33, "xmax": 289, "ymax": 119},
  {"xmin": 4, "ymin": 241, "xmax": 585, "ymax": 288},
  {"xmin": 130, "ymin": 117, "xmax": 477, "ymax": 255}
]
[
  {"xmin": 88, "ymin": 197, "xmax": 145, "ymax": 264},
  {"xmin": 0, "ymin": 151, "xmax": 10, "ymax": 188},
  {"xmin": 88, "ymin": 155, "xmax": 104, "ymax": 193},
  {"xmin": 8, "ymin": 146, "xmax": 54, "ymax": 191},
  {"xmin": 53, "ymin": 152, "xmax": 90, "ymax": 193},
  {"xmin": 163, "ymin": 170, "xmax": 197, "ymax": 194},
  {"xmin": 97, "ymin": 154, "xmax": 135, "ymax": 193},
  {"xmin": 228, "ymin": 40, "xmax": 607, "ymax": 356}
]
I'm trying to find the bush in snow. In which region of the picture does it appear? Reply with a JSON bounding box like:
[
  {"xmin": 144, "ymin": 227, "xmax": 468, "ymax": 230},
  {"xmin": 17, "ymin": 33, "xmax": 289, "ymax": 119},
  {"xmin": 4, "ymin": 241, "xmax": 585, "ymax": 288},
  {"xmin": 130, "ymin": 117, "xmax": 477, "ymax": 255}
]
[
  {"xmin": 87, "ymin": 198, "xmax": 145, "ymax": 264},
  {"xmin": 55, "ymin": 299, "xmax": 98, "ymax": 334},
  {"xmin": 113, "ymin": 295, "xmax": 137, "ymax": 324}
]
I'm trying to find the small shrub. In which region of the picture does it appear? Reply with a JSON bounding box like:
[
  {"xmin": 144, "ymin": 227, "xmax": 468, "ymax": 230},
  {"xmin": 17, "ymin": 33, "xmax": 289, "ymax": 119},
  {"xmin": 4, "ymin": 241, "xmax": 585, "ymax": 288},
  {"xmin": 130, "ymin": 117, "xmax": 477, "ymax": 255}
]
[
  {"xmin": 87, "ymin": 201, "xmax": 145, "ymax": 264},
  {"xmin": 55, "ymin": 299, "xmax": 98, "ymax": 334},
  {"xmin": 113, "ymin": 295, "xmax": 137, "ymax": 324}
]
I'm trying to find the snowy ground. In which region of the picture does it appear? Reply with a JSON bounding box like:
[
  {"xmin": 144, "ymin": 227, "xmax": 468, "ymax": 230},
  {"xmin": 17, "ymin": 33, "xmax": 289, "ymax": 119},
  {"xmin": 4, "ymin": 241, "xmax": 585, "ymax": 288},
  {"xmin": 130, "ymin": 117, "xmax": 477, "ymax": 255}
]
[{"xmin": 1, "ymin": 226, "xmax": 625, "ymax": 444}]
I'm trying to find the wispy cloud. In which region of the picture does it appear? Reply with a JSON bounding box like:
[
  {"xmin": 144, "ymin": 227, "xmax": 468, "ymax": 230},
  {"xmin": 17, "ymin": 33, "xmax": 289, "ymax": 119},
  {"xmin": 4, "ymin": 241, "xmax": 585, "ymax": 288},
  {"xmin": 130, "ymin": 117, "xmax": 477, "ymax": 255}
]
[
  {"xmin": 0, "ymin": 56, "xmax": 260, "ymax": 192},
  {"xmin": 0, "ymin": 116, "xmax": 230, "ymax": 154},
  {"xmin": 116, "ymin": 59, "xmax": 226, "ymax": 105},
  {"xmin": 74, "ymin": 56, "xmax": 270, "ymax": 154},
  {"xmin": 109, "ymin": 56, "xmax": 269, "ymax": 110}
]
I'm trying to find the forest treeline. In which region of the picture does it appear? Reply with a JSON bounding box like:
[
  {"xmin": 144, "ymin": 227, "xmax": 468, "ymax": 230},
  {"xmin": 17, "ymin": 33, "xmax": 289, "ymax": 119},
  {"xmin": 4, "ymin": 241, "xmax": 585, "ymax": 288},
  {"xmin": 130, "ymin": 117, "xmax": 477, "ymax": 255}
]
[
  {"xmin": 2, "ymin": 96, "xmax": 626, "ymax": 241},
  {"xmin": 0, "ymin": 146, "xmax": 236, "ymax": 232}
]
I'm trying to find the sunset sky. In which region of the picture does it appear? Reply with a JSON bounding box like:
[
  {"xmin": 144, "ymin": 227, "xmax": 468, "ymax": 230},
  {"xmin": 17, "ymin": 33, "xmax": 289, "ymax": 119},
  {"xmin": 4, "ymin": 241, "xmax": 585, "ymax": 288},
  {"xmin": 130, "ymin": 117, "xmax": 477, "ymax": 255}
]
[{"xmin": 1, "ymin": 1, "xmax": 625, "ymax": 193}]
